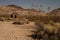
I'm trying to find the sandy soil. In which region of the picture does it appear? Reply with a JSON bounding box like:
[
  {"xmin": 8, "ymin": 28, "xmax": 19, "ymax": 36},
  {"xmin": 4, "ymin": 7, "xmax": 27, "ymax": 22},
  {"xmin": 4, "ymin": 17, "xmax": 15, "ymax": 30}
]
[{"xmin": 0, "ymin": 21, "xmax": 36, "ymax": 40}]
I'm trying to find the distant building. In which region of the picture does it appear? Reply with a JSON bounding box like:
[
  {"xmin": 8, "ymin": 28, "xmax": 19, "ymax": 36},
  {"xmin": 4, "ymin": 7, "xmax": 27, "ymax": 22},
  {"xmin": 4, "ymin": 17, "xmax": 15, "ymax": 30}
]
[{"xmin": 9, "ymin": 12, "xmax": 19, "ymax": 19}]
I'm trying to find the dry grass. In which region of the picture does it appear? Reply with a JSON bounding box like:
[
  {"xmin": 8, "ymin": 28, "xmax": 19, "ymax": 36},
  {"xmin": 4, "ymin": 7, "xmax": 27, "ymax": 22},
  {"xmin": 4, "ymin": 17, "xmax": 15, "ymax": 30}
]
[{"xmin": 29, "ymin": 21, "xmax": 60, "ymax": 40}]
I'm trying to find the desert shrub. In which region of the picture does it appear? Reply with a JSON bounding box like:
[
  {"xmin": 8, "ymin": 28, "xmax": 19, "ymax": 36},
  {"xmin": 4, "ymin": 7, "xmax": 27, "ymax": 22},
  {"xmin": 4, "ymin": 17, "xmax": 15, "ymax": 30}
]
[
  {"xmin": 39, "ymin": 16, "xmax": 50, "ymax": 24},
  {"xmin": 50, "ymin": 16, "xmax": 60, "ymax": 23},
  {"xmin": 43, "ymin": 34, "xmax": 49, "ymax": 40},
  {"xmin": 0, "ymin": 17, "xmax": 5, "ymax": 21},
  {"xmin": 28, "ymin": 22, "xmax": 45, "ymax": 40},
  {"xmin": 48, "ymin": 21, "xmax": 56, "ymax": 26},
  {"xmin": 12, "ymin": 21, "xmax": 24, "ymax": 25},
  {"xmin": 25, "ymin": 15, "xmax": 51, "ymax": 24},
  {"xmin": 26, "ymin": 15, "xmax": 40, "ymax": 22},
  {"xmin": 0, "ymin": 18, "xmax": 3, "ymax": 21},
  {"xmin": 57, "ymin": 27, "xmax": 60, "ymax": 39},
  {"xmin": 12, "ymin": 18, "xmax": 29, "ymax": 25},
  {"xmin": 28, "ymin": 21, "xmax": 60, "ymax": 40}
]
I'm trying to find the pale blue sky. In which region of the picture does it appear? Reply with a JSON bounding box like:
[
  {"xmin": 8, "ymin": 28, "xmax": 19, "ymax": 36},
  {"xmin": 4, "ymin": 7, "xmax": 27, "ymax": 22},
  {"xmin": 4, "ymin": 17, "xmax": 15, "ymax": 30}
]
[{"xmin": 0, "ymin": 0, "xmax": 60, "ymax": 12}]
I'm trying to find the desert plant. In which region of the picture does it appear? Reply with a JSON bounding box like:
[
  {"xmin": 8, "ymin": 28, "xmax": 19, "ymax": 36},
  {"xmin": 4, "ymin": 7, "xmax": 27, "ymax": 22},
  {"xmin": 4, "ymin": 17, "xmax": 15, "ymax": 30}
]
[
  {"xmin": 43, "ymin": 34, "xmax": 49, "ymax": 40},
  {"xmin": 57, "ymin": 27, "xmax": 60, "ymax": 39},
  {"xmin": 28, "ymin": 22, "xmax": 45, "ymax": 40},
  {"xmin": 12, "ymin": 21, "xmax": 24, "ymax": 25},
  {"xmin": 29, "ymin": 21, "xmax": 60, "ymax": 40}
]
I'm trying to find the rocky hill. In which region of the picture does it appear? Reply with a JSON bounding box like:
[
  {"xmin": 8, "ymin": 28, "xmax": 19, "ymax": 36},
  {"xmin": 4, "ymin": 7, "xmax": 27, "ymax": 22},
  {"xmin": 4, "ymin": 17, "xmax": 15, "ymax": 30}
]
[
  {"xmin": 48, "ymin": 8, "xmax": 60, "ymax": 16},
  {"xmin": 0, "ymin": 5, "xmax": 45, "ymax": 16}
]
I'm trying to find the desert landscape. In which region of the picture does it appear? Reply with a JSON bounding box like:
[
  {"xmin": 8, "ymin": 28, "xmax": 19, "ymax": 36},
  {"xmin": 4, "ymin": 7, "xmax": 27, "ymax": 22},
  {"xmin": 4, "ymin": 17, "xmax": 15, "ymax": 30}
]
[
  {"xmin": 0, "ymin": 0, "xmax": 60, "ymax": 40},
  {"xmin": 0, "ymin": 21, "xmax": 36, "ymax": 40},
  {"xmin": 0, "ymin": 4, "xmax": 60, "ymax": 40},
  {"xmin": 0, "ymin": 5, "xmax": 40, "ymax": 40}
]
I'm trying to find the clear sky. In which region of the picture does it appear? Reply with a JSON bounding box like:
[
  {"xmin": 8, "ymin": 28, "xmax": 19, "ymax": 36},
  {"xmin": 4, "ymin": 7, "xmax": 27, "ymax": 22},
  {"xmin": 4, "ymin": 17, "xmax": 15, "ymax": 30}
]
[{"xmin": 0, "ymin": 0, "xmax": 60, "ymax": 12}]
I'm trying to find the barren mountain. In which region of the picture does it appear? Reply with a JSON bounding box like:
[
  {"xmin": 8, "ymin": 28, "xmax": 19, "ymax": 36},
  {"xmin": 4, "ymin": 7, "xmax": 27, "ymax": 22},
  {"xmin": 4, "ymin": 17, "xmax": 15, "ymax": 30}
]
[
  {"xmin": 48, "ymin": 8, "xmax": 60, "ymax": 16},
  {"xmin": 0, "ymin": 5, "xmax": 44, "ymax": 16}
]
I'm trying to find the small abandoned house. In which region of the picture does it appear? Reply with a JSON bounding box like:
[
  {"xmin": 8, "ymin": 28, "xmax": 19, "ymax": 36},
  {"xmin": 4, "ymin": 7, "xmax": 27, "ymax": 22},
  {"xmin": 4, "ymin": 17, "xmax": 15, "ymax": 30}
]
[{"xmin": 9, "ymin": 12, "xmax": 19, "ymax": 19}]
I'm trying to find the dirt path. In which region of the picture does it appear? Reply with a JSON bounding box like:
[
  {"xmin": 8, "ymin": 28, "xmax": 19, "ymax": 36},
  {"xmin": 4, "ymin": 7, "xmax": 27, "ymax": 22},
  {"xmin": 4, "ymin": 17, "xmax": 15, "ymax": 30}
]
[{"xmin": 0, "ymin": 21, "xmax": 36, "ymax": 40}]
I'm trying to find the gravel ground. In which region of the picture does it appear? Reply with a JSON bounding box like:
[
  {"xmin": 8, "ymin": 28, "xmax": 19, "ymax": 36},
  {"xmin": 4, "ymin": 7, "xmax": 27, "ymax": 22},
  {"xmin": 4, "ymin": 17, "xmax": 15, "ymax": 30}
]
[{"xmin": 0, "ymin": 21, "xmax": 36, "ymax": 40}]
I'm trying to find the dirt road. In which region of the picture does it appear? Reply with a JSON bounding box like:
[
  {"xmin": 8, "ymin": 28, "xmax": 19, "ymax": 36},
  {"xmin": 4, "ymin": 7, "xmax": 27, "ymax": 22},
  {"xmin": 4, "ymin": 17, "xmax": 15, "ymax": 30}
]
[{"xmin": 0, "ymin": 21, "xmax": 36, "ymax": 40}]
